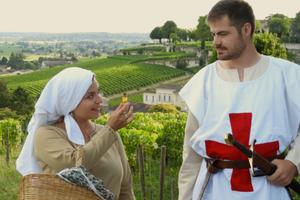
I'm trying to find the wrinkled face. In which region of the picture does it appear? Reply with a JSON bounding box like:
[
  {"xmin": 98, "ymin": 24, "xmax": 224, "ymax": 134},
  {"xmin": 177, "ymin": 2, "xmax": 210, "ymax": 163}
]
[
  {"xmin": 209, "ymin": 15, "xmax": 246, "ymax": 60},
  {"xmin": 72, "ymin": 78, "xmax": 102, "ymax": 121}
]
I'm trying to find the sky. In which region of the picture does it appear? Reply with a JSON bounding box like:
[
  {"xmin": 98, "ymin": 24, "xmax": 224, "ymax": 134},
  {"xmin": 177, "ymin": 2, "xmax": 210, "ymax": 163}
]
[{"xmin": 1, "ymin": 0, "xmax": 299, "ymax": 33}]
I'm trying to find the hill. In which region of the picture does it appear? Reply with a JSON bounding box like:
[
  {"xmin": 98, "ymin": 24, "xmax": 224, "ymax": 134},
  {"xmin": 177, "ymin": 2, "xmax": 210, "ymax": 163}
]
[{"xmin": 0, "ymin": 55, "xmax": 187, "ymax": 97}]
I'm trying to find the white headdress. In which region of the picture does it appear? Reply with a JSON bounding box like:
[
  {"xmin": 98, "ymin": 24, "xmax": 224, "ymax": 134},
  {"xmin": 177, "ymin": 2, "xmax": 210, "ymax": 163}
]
[{"xmin": 16, "ymin": 67, "xmax": 94, "ymax": 176}]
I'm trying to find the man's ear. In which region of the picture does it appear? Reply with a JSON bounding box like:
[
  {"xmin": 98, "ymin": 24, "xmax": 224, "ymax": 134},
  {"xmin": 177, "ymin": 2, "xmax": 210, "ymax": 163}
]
[{"xmin": 242, "ymin": 22, "xmax": 252, "ymax": 38}]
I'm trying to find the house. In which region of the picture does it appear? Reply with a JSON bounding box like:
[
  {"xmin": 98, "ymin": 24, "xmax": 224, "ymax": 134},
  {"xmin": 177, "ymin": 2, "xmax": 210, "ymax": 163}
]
[
  {"xmin": 143, "ymin": 84, "xmax": 187, "ymax": 111},
  {"xmin": 41, "ymin": 60, "xmax": 72, "ymax": 68}
]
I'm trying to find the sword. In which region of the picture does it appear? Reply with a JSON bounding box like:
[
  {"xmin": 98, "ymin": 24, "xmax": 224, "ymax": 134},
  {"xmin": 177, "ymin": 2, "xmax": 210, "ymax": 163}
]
[{"xmin": 224, "ymin": 133, "xmax": 300, "ymax": 194}]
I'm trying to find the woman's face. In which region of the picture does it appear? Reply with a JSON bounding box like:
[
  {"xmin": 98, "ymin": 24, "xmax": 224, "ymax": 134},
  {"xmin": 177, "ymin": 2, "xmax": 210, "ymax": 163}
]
[{"xmin": 72, "ymin": 78, "xmax": 102, "ymax": 121}]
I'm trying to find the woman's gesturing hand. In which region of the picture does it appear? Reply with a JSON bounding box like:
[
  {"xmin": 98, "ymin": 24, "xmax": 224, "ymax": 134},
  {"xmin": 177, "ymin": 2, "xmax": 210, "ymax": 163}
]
[{"xmin": 107, "ymin": 102, "xmax": 134, "ymax": 131}]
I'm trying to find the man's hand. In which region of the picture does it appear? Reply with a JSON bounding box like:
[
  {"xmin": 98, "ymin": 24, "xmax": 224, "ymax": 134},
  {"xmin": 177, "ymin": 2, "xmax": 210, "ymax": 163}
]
[{"xmin": 267, "ymin": 159, "xmax": 298, "ymax": 186}]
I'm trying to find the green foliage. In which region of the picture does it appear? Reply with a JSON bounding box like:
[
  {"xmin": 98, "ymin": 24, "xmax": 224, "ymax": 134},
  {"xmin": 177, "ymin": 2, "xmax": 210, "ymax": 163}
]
[
  {"xmin": 0, "ymin": 119, "xmax": 23, "ymax": 154},
  {"xmin": 0, "ymin": 108, "xmax": 18, "ymax": 120},
  {"xmin": 95, "ymin": 112, "xmax": 187, "ymax": 167},
  {"xmin": 120, "ymin": 45, "xmax": 165, "ymax": 53},
  {"xmin": 9, "ymin": 87, "xmax": 34, "ymax": 115},
  {"xmin": 0, "ymin": 80, "xmax": 10, "ymax": 108},
  {"xmin": 268, "ymin": 14, "xmax": 291, "ymax": 41},
  {"xmin": 291, "ymin": 11, "xmax": 300, "ymax": 43},
  {"xmin": 155, "ymin": 113, "xmax": 186, "ymax": 166},
  {"xmin": 161, "ymin": 21, "xmax": 177, "ymax": 40},
  {"xmin": 208, "ymin": 49, "xmax": 218, "ymax": 64},
  {"xmin": 176, "ymin": 28, "xmax": 188, "ymax": 41},
  {"xmin": 254, "ymin": 32, "xmax": 287, "ymax": 59},
  {"xmin": 195, "ymin": 16, "xmax": 212, "ymax": 41},
  {"xmin": 148, "ymin": 104, "xmax": 179, "ymax": 113},
  {"xmin": 150, "ymin": 27, "xmax": 163, "ymax": 43},
  {"xmin": 8, "ymin": 52, "xmax": 25, "ymax": 69},
  {"xmin": 255, "ymin": 20, "xmax": 263, "ymax": 33},
  {"xmin": 175, "ymin": 58, "xmax": 188, "ymax": 69},
  {"xmin": 170, "ymin": 33, "xmax": 180, "ymax": 43},
  {"xmin": 0, "ymin": 150, "xmax": 21, "ymax": 200},
  {"xmin": 0, "ymin": 56, "xmax": 8, "ymax": 65}
]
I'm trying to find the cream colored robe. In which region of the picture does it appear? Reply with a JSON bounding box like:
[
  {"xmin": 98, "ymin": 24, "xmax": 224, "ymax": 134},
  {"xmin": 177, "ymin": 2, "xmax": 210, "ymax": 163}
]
[
  {"xmin": 34, "ymin": 124, "xmax": 135, "ymax": 200},
  {"xmin": 178, "ymin": 55, "xmax": 300, "ymax": 200}
]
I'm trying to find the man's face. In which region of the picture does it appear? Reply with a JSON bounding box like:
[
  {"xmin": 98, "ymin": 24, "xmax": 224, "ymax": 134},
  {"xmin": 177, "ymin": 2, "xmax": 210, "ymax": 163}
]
[{"xmin": 209, "ymin": 15, "xmax": 246, "ymax": 60}]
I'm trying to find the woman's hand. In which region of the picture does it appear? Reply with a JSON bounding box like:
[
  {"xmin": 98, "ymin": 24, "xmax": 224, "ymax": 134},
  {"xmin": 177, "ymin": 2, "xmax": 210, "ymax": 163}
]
[{"xmin": 107, "ymin": 102, "xmax": 134, "ymax": 131}]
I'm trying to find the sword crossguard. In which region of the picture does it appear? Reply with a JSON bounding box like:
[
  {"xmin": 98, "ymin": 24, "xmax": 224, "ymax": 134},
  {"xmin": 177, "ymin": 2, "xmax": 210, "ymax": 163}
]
[{"xmin": 224, "ymin": 133, "xmax": 234, "ymax": 145}]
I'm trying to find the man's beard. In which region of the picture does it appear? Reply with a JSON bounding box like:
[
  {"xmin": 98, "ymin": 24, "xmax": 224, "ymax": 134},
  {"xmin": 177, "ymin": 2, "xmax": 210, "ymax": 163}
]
[{"xmin": 216, "ymin": 39, "xmax": 246, "ymax": 60}]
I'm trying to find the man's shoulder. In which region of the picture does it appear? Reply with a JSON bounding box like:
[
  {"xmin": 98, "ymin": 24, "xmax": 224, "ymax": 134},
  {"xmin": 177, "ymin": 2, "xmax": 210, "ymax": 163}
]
[{"xmin": 268, "ymin": 56, "xmax": 299, "ymax": 70}]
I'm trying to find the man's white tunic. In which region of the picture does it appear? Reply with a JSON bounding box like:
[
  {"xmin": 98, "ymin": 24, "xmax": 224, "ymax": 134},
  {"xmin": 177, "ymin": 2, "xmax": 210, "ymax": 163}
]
[{"xmin": 179, "ymin": 56, "xmax": 300, "ymax": 200}]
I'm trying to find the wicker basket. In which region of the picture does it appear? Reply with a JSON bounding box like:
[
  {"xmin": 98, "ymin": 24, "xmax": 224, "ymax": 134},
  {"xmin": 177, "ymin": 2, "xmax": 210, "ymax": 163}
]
[
  {"xmin": 18, "ymin": 150, "xmax": 103, "ymax": 200},
  {"xmin": 19, "ymin": 173, "xmax": 103, "ymax": 200}
]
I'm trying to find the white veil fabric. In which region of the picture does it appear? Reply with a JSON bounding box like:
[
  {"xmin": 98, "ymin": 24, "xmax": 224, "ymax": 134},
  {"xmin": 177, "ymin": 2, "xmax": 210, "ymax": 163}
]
[{"xmin": 16, "ymin": 67, "xmax": 94, "ymax": 176}]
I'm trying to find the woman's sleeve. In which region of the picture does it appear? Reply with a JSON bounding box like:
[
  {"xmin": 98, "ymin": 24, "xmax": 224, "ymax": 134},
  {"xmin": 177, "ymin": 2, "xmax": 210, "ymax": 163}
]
[
  {"xmin": 34, "ymin": 125, "xmax": 118, "ymax": 172},
  {"xmin": 116, "ymin": 134, "xmax": 136, "ymax": 200},
  {"xmin": 286, "ymin": 131, "xmax": 300, "ymax": 174},
  {"xmin": 178, "ymin": 111, "xmax": 203, "ymax": 200}
]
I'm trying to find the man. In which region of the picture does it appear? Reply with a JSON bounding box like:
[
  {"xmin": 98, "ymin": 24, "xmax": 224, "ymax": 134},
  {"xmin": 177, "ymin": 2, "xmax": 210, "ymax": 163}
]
[{"xmin": 178, "ymin": 0, "xmax": 300, "ymax": 199}]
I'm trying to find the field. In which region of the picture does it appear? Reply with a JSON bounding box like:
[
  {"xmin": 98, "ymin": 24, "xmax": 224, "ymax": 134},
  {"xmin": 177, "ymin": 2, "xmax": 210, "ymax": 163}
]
[{"xmin": 0, "ymin": 54, "xmax": 187, "ymax": 97}]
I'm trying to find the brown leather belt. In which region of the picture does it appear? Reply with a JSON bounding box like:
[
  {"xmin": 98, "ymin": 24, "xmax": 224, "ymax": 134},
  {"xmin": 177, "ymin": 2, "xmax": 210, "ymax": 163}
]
[{"xmin": 207, "ymin": 153, "xmax": 285, "ymax": 174}]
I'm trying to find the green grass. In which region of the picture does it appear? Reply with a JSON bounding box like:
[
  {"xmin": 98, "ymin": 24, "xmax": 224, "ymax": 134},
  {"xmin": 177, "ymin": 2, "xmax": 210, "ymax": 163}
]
[{"xmin": 0, "ymin": 150, "xmax": 21, "ymax": 200}]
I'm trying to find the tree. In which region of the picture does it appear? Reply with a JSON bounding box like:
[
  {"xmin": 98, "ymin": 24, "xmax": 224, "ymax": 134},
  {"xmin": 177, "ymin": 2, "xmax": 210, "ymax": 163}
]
[
  {"xmin": 161, "ymin": 21, "xmax": 177, "ymax": 41},
  {"xmin": 254, "ymin": 32, "xmax": 287, "ymax": 59},
  {"xmin": 170, "ymin": 33, "xmax": 180, "ymax": 43},
  {"xmin": 0, "ymin": 57, "xmax": 8, "ymax": 65},
  {"xmin": 0, "ymin": 80, "xmax": 10, "ymax": 108},
  {"xmin": 268, "ymin": 14, "xmax": 291, "ymax": 41},
  {"xmin": 195, "ymin": 16, "xmax": 212, "ymax": 41},
  {"xmin": 176, "ymin": 28, "xmax": 188, "ymax": 41},
  {"xmin": 255, "ymin": 20, "xmax": 263, "ymax": 33},
  {"xmin": 290, "ymin": 11, "xmax": 300, "ymax": 42},
  {"xmin": 150, "ymin": 27, "xmax": 163, "ymax": 43},
  {"xmin": 9, "ymin": 87, "xmax": 34, "ymax": 115},
  {"xmin": 188, "ymin": 29, "xmax": 198, "ymax": 41},
  {"xmin": 176, "ymin": 58, "xmax": 188, "ymax": 69},
  {"xmin": 7, "ymin": 52, "xmax": 25, "ymax": 69}
]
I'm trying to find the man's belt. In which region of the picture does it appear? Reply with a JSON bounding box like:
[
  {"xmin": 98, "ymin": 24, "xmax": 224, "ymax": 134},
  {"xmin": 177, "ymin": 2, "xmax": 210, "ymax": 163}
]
[{"xmin": 207, "ymin": 153, "xmax": 286, "ymax": 174}]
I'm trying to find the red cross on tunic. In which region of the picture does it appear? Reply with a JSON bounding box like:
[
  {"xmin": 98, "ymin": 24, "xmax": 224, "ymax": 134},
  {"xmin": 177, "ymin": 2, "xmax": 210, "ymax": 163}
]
[{"xmin": 205, "ymin": 113, "xmax": 279, "ymax": 192}]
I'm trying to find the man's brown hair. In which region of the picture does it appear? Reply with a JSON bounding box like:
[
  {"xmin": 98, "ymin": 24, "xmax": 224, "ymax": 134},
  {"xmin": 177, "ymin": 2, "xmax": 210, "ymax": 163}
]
[{"xmin": 207, "ymin": 0, "xmax": 255, "ymax": 36}]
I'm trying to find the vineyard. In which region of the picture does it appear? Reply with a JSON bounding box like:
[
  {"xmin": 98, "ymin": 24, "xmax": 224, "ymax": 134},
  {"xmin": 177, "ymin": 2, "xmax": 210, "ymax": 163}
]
[
  {"xmin": 0, "ymin": 112, "xmax": 187, "ymax": 200},
  {"xmin": 1, "ymin": 54, "xmax": 188, "ymax": 97}
]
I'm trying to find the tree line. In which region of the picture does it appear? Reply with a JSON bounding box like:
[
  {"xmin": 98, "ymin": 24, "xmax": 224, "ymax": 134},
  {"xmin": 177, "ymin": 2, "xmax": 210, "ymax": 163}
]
[
  {"xmin": 0, "ymin": 52, "xmax": 39, "ymax": 70},
  {"xmin": 150, "ymin": 12, "xmax": 300, "ymax": 43}
]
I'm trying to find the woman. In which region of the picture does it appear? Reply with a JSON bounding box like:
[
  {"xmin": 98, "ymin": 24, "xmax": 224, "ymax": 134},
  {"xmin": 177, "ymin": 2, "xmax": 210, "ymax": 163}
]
[{"xmin": 16, "ymin": 67, "xmax": 135, "ymax": 200}]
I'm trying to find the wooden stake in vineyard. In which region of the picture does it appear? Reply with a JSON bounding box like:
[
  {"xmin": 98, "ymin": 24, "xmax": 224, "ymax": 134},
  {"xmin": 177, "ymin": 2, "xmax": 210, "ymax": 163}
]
[
  {"xmin": 6, "ymin": 127, "xmax": 10, "ymax": 165},
  {"xmin": 137, "ymin": 145, "xmax": 146, "ymax": 200},
  {"xmin": 159, "ymin": 145, "xmax": 166, "ymax": 200}
]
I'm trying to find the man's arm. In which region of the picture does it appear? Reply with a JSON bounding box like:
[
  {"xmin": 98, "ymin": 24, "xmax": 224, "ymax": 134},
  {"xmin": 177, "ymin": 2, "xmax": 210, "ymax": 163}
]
[{"xmin": 178, "ymin": 111, "xmax": 203, "ymax": 200}]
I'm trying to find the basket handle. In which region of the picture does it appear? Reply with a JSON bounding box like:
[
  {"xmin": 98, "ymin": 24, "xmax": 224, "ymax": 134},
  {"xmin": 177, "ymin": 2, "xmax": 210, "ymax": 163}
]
[{"xmin": 75, "ymin": 148, "xmax": 83, "ymax": 167}]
